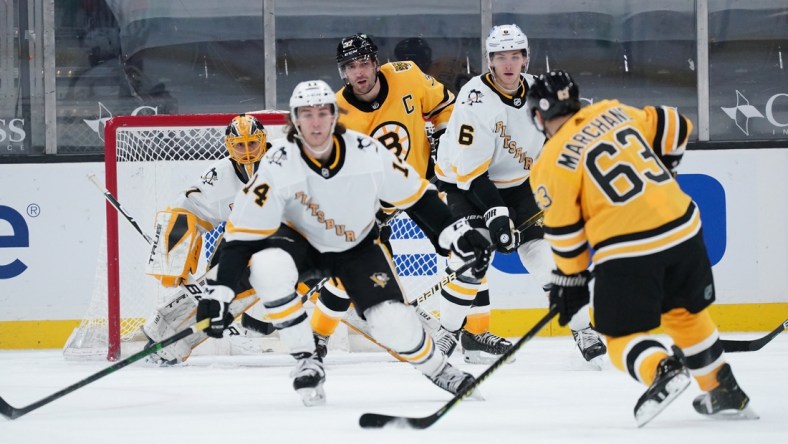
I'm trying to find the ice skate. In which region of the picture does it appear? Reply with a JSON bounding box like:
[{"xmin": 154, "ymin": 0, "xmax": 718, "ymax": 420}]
[
  {"xmin": 291, "ymin": 352, "xmax": 326, "ymax": 407},
  {"xmin": 434, "ymin": 327, "xmax": 458, "ymax": 357},
  {"xmin": 460, "ymin": 331, "xmax": 514, "ymax": 365},
  {"xmin": 313, "ymin": 332, "xmax": 329, "ymax": 360},
  {"xmin": 634, "ymin": 347, "xmax": 691, "ymax": 427},
  {"xmin": 571, "ymin": 325, "xmax": 607, "ymax": 368},
  {"xmin": 428, "ymin": 361, "xmax": 481, "ymax": 399},
  {"xmin": 693, "ymin": 363, "xmax": 759, "ymax": 420}
]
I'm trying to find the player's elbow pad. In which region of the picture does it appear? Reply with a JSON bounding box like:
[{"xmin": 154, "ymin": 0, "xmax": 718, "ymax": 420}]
[{"xmin": 145, "ymin": 210, "xmax": 202, "ymax": 287}]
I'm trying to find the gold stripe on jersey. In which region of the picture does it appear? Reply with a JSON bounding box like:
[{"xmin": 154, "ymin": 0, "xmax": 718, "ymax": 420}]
[
  {"xmin": 389, "ymin": 178, "xmax": 430, "ymax": 208},
  {"xmin": 451, "ymin": 158, "xmax": 492, "ymax": 184},
  {"xmin": 593, "ymin": 202, "xmax": 701, "ymax": 265},
  {"xmin": 225, "ymin": 220, "xmax": 278, "ymax": 237},
  {"xmin": 492, "ymin": 174, "xmax": 529, "ymax": 187}
]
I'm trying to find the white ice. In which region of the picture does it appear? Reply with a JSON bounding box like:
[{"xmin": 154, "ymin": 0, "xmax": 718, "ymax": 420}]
[{"xmin": 1, "ymin": 334, "xmax": 786, "ymax": 444}]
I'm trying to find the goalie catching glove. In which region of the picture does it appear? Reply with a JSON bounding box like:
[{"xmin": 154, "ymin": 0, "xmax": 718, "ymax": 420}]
[
  {"xmin": 438, "ymin": 218, "xmax": 491, "ymax": 279},
  {"xmin": 145, "ymin": 210, "xmax": 203, "ymax": 287},
  {"xmin": 196, "ymin": 281, "xmax": 235, "ymax": 338},
  {"xmin": 549, "ymin": 269, "xmax": 591, "ymax": 326}
]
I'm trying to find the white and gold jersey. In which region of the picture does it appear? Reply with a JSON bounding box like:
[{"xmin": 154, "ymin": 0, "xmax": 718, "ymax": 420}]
[
  {"xmin": 435, "ymin": 72, "xmax": 545, "ymax": 190},
  {"xmin": 337, "ymin": 61, "xmax": 455, "ymax": 178},
  {"xmin": 530, "ymin": 99, "xmax": 695, "ymax": 274},
  {"xmin": 224, "ymin": 129, "xmax": 431, "ymax": 253},
  {"xmin": 169, "ymin": 157, "xmax": 257, "ymax": 232}
]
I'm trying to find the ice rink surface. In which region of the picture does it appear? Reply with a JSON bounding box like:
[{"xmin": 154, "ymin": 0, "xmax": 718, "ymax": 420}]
[{"xmin": 1, "ymin": 333, "xmax": 786, "ymax": 444}]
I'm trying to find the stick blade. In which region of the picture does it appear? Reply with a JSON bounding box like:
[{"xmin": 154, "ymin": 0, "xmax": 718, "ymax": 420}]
[
  {"xmin": 359, "ymin": 413, "xmax": 434, "ymax": 429},
  {"xmin": 0, "ymin": 396, "xmax": 21, "ymax": 420}
]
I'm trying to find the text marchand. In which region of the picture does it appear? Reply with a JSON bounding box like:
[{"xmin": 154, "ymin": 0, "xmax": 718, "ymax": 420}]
[
  {"xmin": 557, "ymin": 106, "xmax": 631, "ymax": 170},
  {"xmin": 294, "ymin": 191, "xmax": 356, "ymax": 242}
]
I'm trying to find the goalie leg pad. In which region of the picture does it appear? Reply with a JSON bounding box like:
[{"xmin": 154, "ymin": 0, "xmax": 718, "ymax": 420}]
[
  {"xmin": 146, "ymin": 210, "xmax": 203, "ymax": 287},
  {"xmin": 365, "ymin": 300, "xmax": 444, "ymax": 377}
]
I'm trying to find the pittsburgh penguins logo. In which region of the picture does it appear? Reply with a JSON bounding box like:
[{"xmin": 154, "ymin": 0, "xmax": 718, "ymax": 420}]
[
  {"xmin": 201, "ymin": 167, "xmax": 219, "ymax": 185},
  {"xmin": 464, "ymin": 89, "xmax": 484, "ymax": 105},
  {"xmin": 371, "ymin": 121, "xmax": 411, "ymax": 162},
  {"xmin": 370, "ymin": 272, "xmax": 390, "ymax": 288},
  {"xmin": 268, "ymin": 147, "xmax": 287, "ymax": 166}
]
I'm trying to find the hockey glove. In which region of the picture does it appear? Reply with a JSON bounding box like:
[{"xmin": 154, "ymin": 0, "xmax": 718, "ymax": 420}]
[
  {"xmin": 484, "ymin": 206, "xmax": 518, "ymax": 253},
  {"xmin": 439, "ymin": 218, "xmax": 492, "ymax": 279},
  {"xmin": 197, "ymin": 282, "xmax": 235, "ymax": 338},
  {"xmin": 549, "ymin": 270, "xmax": 591, "ymax": 326}
]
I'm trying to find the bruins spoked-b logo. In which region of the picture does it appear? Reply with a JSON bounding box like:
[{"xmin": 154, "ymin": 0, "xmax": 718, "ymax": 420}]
[{"xmin": 370, "ymin": 272, "xmax": 390, "ymax": 288}]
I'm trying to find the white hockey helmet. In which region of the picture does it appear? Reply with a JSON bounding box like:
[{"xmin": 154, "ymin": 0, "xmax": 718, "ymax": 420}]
[
  {"xmin": 289, "ymin": 80, "xmax": 337, "ymax": 122},
  {"xmin": 486, "ymin": 24, "xmax": 529, "ymax": 55}
]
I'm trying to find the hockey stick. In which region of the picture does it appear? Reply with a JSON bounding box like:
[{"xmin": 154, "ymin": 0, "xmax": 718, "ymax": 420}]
[
  {"xmin": 359, "ymin": 306, "xmax": 559, "ymax": 429},
  {"xmin": 720, "ymin": 318, "xmax": 788, "ymax": 352},
  {"xmin": 0, "ymin": 319, "xmax": 209, "ymax": 420},
  {"xmin": 88, "ymin": 174, "xmax": 153, "ymax": 244}
]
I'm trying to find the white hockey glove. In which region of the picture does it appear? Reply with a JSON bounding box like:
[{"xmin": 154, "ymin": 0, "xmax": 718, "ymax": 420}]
[
  {"xmin": 484, "ymin": 206, "xmax": 518, "ymax": 253},
  {"xmin": 196, "ymin": 282, "xmax": 235, "ymax": 338},
  {"xmin": 438, "ymin": 218, "xmax": 491, "ymax": 279},
  {"xmin": 145, "ymin": 210, "xmax": 203, "ymax": 287}
]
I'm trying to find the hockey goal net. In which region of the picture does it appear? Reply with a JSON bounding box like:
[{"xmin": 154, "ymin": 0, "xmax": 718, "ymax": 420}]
[{"xmin": 64, "ymin": 112, "xmax": 445, "ymax": 361}]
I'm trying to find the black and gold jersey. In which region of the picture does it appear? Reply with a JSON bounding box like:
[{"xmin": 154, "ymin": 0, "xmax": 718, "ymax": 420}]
[
  {"xmin": 530, "ymin": 99, "xmax": 695, "ymax": 274},
  {"xmin": 336, "ymin": 61, "xmax": 455, "ymax": 178}
]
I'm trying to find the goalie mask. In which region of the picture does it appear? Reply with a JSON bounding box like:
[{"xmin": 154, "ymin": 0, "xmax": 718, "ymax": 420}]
[
  {"xmin": 486, "ymin": 24, "xmax": 530, "ymax": 72},
  {"xmin": 225, "ymin": 114, "xmax": 267, "ymax": 181},
  {"xmin": 526, "ymin": 70, "xmax": 581, "ymax": 134},
  {"xmin": 336, "ymin": 33, "xmax": 379, "ymax": 83}
]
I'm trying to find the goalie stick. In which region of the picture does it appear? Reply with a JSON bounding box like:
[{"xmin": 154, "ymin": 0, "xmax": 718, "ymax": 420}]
[
  {"xmin": 0, "ymin": 319, "xmax": 209, "ymax": 420},
  {"xmin": 720, "ymin": 318, "xmax": 788, "ymax": 352},
  {"xmin": 359, "ymin": 306, "xmax": 559, "ymax": 429}
]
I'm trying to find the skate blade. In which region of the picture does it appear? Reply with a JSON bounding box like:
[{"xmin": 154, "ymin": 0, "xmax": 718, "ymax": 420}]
[
  {"xmin": 586, "ymin": 355, "xmax": 607, "ymax": 371},
  {"xmin": 462, "ymin": 351, "xmax": 516, "ymax": 365},
  {"xmin": 296, "ymin": 384, "xmax": 326, "ymax": 407},
  {"xmin": 705, "ymin": 405, "xmax": 760, "ymax": 421},
  {"xmin": 635, "ymin": 373, "xmax": 691, "ymax": 428}
]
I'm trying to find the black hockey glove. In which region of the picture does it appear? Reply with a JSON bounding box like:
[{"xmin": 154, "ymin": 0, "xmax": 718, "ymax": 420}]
[
  {"xmin": 197, "ymin": 282, "xmax": 235, "ymax": 338},
  {"xmin": 484, "ymin": 206, "xmax": 518, "ymax": 253},
  {"xmin": 548, "ymin": 270, "xmax": 591, "ymax": 326},
  {"xmin": 439, "ymin": 218, "xmax": 492, "ymax": 279}
]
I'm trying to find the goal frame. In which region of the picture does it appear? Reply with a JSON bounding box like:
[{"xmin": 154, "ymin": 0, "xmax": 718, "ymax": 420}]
[{"xmin": 102, "ymin": 113, "xmax": 288, "ymax": 360}]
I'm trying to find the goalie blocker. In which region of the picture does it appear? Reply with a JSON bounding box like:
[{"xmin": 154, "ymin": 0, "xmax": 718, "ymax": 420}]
[{"xmin": 145, "ymin": 210, "xmax": 203, "ymax": 287}]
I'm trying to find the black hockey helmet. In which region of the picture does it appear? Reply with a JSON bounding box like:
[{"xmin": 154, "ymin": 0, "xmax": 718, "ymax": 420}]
[
  {"xmin": 526, "ymin": 70, "xmax": 581, "ymax": 123},
  {"xmin": 394, "ymin": 38, "xmax": 432, "ymax": 71},
  {"xmin": 336, "ymin": 33, "xmax": 378, "ymax": 67}
]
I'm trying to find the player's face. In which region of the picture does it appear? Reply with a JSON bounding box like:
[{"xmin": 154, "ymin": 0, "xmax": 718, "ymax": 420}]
[
  {"xmin": 489, "ymin": 50, "xmax": 527, "ymax": 91},
  {"xmin": 342, "ymin": 56, "xmax": 378, "ymax": 95},
  {"xmin": 296, "ymin": 105, "xmax": 335, "ymax": 152},
  {"xmin": 229, "ymin": 140, "xmax": 263, "ymax": 164}
]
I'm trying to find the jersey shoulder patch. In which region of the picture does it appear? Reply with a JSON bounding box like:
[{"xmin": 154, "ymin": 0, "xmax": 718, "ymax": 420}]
[{"xmin": 390, "ymin": 61, "xmax": 413, "ymax": 72}]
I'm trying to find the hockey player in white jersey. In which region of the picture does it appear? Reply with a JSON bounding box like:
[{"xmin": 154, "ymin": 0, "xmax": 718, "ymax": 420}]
[
  {"xmin": 196, "ymin": 80, "xmax": 491, "ymax": 406},
  {"xmin": 434, "ymin": 24, "xmax": 607, "ymax": 365},
  {"xmin": 142, "ymin": 114, "xmax": 274, "ymax": 365}
]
